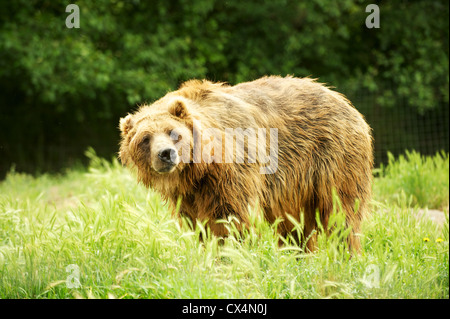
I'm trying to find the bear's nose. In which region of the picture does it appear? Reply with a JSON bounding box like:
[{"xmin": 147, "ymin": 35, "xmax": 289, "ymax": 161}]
[{"xmin": 158, "ymin": 148, "xmax": 177, "ymax": 164}]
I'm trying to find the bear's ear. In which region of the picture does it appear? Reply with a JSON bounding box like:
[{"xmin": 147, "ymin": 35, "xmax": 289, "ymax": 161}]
[
  {"xmin": 119, "ymin": 114, "xmax": 134, "ymax": 136},
  {"xmin": 168, "ymin": 99, "xmax": 190, "ymax": 119}
]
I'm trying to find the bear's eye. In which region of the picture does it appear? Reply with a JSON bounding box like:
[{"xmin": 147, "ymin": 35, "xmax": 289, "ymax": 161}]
[{"xmin": 140, "ymin": 135, "xmax": 150, "ymax": 147}]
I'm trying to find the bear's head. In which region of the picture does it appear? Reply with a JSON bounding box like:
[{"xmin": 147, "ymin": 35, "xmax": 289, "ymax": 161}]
[{"xmin": 119, "ymin": 96, "xmax": 202, "ymax": 190}]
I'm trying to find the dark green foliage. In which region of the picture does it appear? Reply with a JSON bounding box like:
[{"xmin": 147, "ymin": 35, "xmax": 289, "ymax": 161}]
[{"xmin": 0, "ymin": 0, "xmax": 448, "ymax": 176}]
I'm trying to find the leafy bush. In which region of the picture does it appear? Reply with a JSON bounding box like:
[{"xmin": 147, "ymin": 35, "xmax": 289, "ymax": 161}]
[{"xmin": 0, "ymin": 0, "xmax": 448, "ymax": 175}]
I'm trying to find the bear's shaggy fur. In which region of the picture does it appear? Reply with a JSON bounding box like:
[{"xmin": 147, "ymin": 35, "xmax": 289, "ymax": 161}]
[{"xmin": 119, "ymin": 76, "xmax": 373, "ymax": 252}]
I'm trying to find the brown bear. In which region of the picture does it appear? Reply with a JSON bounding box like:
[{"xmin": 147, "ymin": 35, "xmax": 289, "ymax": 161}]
[{"xmin": 119, "ymin": 75, "xmax": 373, "ymax": 252}]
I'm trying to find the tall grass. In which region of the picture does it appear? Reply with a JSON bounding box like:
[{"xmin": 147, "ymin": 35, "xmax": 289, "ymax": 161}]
[
  {"xmin": 373, "ymin": 150, "xmax": 449, "ymax": 210},
  {"xmin": 0, "ymin": 150, "xmax": 448, "ymax": 299}
]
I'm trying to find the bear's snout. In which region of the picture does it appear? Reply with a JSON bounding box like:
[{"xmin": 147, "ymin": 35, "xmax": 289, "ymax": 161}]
[
  {"xmin": 154, "ymin": 146, "xmax": 179, "ymax": 173},
  {"xmin": 158, "ymin": 147, "xmax": 178, "ymax": 165}
]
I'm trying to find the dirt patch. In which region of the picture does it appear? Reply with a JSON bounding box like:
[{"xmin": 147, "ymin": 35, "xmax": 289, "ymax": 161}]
[
  {"xmin": 415, "ymin": 207, "xmax": 448, "ymax": 227},
  {"xmin": 46, "ymin": 186, "xmax": 80, "ymax": 210}
]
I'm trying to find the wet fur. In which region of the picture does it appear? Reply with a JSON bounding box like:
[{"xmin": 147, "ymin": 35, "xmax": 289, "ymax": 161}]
[{"xmin": 119, "ymin": 76, "xmax": 373, "ymax": 252}]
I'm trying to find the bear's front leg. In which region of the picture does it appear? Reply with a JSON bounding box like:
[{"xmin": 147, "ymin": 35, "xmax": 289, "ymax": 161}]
[
  {"xmin": 196, "ymin": 194, "xmax": 251, "ymax": 239},
  {"xmin": 175, "ymin": 186, "xmax": 251, "ymax": 240}
]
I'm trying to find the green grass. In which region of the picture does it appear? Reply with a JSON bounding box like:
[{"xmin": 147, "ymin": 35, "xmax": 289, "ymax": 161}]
[
  {"xmin": 0, "ymin": 149, "xmax": 448, "ymax": 299},
  {"xmin": 373, "ymin": 150, "xmax": 449, "ymax": 210}
]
